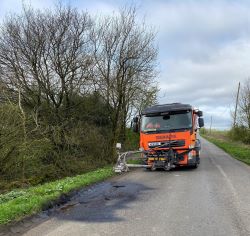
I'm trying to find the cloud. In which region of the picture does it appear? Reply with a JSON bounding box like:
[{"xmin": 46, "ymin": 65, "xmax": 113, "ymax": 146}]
[
  {"xmin": 146, "ymin": 1, "xmax": 250, "ymax": 40},
  {"xmin": 0, "ymin": 0, "xmax": 22, "ymax": 19},
  {"xmin": 79, "ymin": 1, "xmax": 118, "ymax": 15},
  {"xmin": 144, "ymin": 0, "xmax": 250, "ymax": 65},
  {"xmin": 0, "ymin": 0, "xmax": 57, "ymax": 20},
  {"xmin": 140, "ymin": 0, "xmax": 250, "ymax": 129},
  {"xmin": 158, "ymin": 38, "xmax": 250, "ymax": 129}
]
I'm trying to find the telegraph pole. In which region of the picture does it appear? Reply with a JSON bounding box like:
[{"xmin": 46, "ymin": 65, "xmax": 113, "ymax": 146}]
[
  {"xmin": 233, "ymin": 82, "xmax": 240, "ymax": 127},
  {"xmin": 209, "ymin": 116, "xmax": 213, "ymax": 134}
]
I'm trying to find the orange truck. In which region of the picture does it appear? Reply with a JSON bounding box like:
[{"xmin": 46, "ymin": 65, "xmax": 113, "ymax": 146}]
[{"xmin": 114, "ymin": 103, "xmax": 204, "ymax": 172}]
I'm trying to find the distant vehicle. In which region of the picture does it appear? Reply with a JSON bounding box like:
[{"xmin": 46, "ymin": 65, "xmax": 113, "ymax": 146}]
[{"xmin": 115, "ymin": 103, "xmax": 204, "ymax": 173}]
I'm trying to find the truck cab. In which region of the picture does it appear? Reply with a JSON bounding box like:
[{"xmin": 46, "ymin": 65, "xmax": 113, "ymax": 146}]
[{"xmin": 132, "ymin": 103, "xmax": 204, "ymax": 170}]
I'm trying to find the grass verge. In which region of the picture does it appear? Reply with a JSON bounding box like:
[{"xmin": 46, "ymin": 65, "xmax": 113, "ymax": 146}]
[
  {"xmin": 127, "ymin": 159, "xmax": 143, "ymax": 164},
  {"xmin": 202, "ymin": 135, "xmax": 250, "ymax": 165},
  {"xmin": 0, "ymin": 166, "xmax": 114, "ymax": 225}
]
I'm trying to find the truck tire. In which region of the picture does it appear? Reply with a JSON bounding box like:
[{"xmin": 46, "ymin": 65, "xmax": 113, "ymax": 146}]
[{"xmin": 190, "ymin": 163, "xmax": 198, "ymax": 169}]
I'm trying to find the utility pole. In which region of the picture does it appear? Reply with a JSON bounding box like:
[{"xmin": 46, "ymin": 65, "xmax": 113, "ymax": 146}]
[
  {"xmin": 233, "ymin": 82, "xmax": 240, "ymax": 127},
  {"xmin": 209, "ymin": 116, "xmax": 213, "ymax": 134}
]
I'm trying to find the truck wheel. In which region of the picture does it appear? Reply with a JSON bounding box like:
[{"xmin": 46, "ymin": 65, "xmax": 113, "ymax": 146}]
[{"xmin": 190, "ymin": 163, "xmax": 198, "ymax": 169}]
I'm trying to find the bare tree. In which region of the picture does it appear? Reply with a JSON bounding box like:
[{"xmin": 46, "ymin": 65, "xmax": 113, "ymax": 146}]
[
  {"xmin": 0, "ymin": 5, "xmax": 93, "ymax": 122},
  {"xmin": 0, "ymin": 4, "xmax": 159, "ymax": 162},
  {"xmin": 92, "ymin": 6, "xmax": 158, "ymax": 144},
  {"xmin": 131, "ymin": 85, "xmax": 159, "ymax": 115},
  {"xmin": 238, "ymin": 78, "xmax": 250, "ymax": 128}
]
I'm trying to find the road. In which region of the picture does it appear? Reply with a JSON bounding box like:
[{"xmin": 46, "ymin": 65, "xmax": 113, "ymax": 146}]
[{"xmin": 7, "ymin": 137, "xmax": 250, "ymax": 236}]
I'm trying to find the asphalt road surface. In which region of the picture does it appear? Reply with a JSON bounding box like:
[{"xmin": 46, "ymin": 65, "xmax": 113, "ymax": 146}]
[{"xmin": 7, "ymin": 137, "xmax": 250, "ymax": 236}]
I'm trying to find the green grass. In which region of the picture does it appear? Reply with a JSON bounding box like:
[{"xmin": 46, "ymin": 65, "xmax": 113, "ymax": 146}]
[
  {"xmin": 127, "ymin": 159, "xmax": 143, "ymax": 164},
  {"xmin": 0, "ymin": 166, "xmax": 114, "ymax": 225},
  {"xmin": 203, "ymin": 135, "xmax": 250, "ymax": 165}
]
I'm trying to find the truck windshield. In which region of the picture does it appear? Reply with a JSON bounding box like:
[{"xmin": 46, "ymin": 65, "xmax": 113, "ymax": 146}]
[{"xmin": 141, "ymin": 111, "xmax": 192, "ymax": 133}]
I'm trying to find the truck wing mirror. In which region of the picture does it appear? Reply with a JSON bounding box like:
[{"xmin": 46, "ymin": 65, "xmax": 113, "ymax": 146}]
[
  {"xmin": 196, "ymin": 110, "xmax": 203, "ymax": 117},
  {"xmin": 132, "ymin": 116, "xmax": 139, "ymax": 133},
  {"xmin": 133, "ymin": 117, "xmax": 138, "ymax": 122},
  {"xmin": 198, "ymin": 117, "xmax": 204, "ymax": 128}
]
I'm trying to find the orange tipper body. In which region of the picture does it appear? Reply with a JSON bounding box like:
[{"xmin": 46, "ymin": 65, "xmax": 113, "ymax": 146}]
[{"xmin": 139, "ymin": 103, "xmax": 203, "ymax": 169}]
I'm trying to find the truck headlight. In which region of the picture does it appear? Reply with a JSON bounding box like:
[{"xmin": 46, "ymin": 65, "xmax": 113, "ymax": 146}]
[{"xmin": 188, "ymin": 150, "xmax": 196, "ymax": 159}]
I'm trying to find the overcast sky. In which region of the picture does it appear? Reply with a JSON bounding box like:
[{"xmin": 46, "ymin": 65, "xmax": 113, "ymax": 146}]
[{"xmin": 1, "ymin": 0, "xmax": 250, "ymax": 129}]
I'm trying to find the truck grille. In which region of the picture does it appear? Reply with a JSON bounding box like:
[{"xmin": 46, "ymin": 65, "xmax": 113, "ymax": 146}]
[
  {"xmin": 148, "ymin": 140, "xmax": 185, "ymax": 148},
  {"xmin": 161, "ymin": 140, "xmax": 185, "ymax": 148}
]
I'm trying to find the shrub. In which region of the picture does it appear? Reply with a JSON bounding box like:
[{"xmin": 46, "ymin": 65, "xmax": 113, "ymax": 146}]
[{"xmin": 228, "ymin": 126, "xmax": 250, "ymax": 144}]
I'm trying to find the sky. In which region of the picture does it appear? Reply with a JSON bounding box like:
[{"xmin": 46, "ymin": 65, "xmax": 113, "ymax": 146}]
[{"xmin": 1, "ymin": 0, "xmax": 250, "ymax": 129}]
